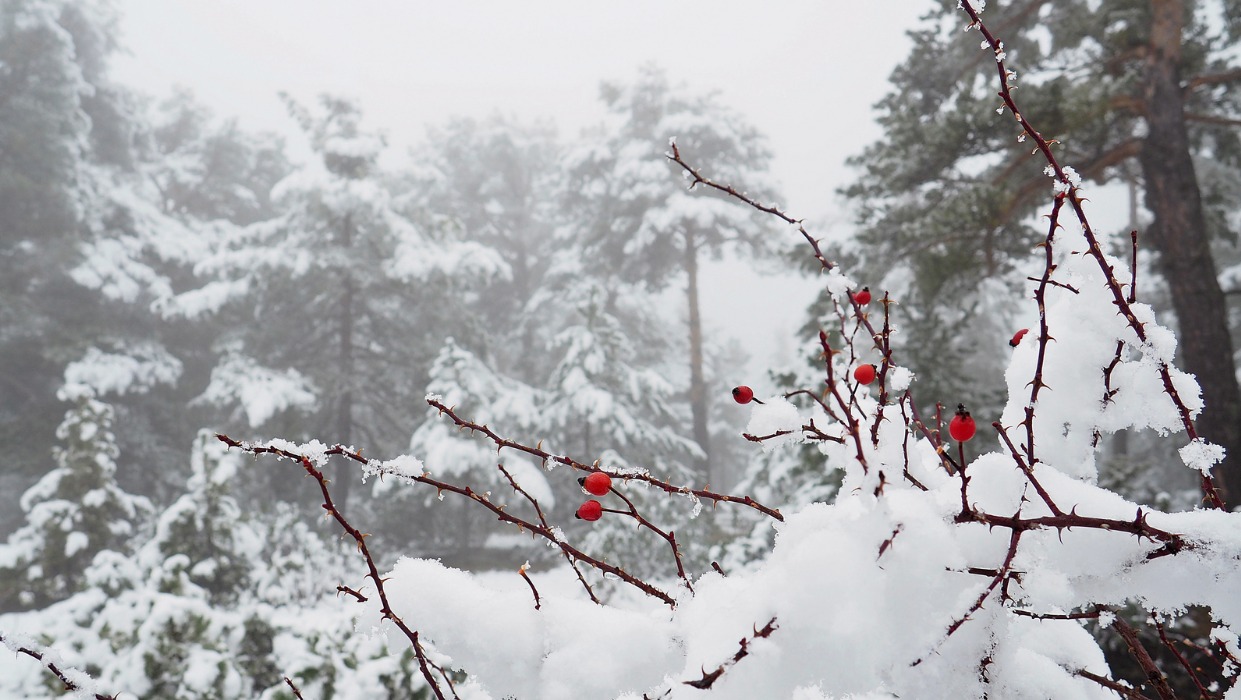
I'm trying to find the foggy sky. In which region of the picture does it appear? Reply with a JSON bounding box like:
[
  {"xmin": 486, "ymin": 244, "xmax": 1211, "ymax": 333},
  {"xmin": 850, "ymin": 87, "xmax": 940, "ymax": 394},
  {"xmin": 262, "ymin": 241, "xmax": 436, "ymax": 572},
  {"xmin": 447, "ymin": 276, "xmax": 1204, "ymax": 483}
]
[{"xmin": 114, "ymin": 0, "xmax": 926, "ymax": 379}]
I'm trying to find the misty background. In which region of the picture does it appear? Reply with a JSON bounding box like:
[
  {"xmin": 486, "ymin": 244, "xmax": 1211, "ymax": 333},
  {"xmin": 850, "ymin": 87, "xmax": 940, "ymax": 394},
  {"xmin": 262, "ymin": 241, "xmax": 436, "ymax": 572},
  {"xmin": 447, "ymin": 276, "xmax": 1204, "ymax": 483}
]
[{"xmin": 113, "ymin": 0, "xmax": 925, "ymax": 377}]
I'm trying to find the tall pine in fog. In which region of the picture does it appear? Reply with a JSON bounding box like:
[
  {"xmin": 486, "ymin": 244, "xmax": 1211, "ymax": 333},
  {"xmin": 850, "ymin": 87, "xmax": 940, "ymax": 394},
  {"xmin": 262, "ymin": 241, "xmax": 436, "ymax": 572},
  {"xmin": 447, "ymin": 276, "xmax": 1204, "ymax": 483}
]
[
  {"xmin": 408, "ymin": 115, "xmax": 563, "ymax": 384},
  {"xmin": 565, "ymin": 66, "xmax": 781, "ymax": 484},
  {"xmin": 383, "ymin": 115, "xmax": 711, "ymax": 561},
  {"xmin": 0, "ymin": 0, "xmax": 124, "ymax": 525},
  {"xmin": 0, "ymin": 385, "xmax": 152, "ymax": 611},
  {"xmin": 176, "ymin": 96, "xmax": 505, "ymax": 507},
  {"xmin": 540, "ymin": 280, "xmax": 702, "ymax": 474},
  {"xmin": 0, "ymin": 1, "xmax": 282, "ymax": 513},
  {"xmin": 842, "ymin": 0, "xmax": 1241, "ymax": 505}
]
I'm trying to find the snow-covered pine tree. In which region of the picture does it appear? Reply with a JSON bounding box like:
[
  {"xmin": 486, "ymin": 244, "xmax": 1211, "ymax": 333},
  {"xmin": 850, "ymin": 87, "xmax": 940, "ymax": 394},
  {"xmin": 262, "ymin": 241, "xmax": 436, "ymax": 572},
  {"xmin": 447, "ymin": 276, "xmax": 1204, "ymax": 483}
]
[
  {"xmin": 384, "ymin": 339, "xmax": 551, "ymax": 562},
  {"xmin": 0, "ymin": 384, "xmax": 152, "ymax": 612},
  {"xmin": 564, "ymin": 65, "xmax": 783, "ymax": 484},
  {"xmin": 0, "ymin": 430, "xmax": 427, "ymax": 699},
  {"xmin": 173, "ymin": 95, "xmax": 506, "ymax": 509},
  {"xmin": 406, "ymin": 115, "xmax": 564, "ymax": 387},
  {"xmin": 0, "ymin": 0, "xmax": 140, "ymax": 528}
]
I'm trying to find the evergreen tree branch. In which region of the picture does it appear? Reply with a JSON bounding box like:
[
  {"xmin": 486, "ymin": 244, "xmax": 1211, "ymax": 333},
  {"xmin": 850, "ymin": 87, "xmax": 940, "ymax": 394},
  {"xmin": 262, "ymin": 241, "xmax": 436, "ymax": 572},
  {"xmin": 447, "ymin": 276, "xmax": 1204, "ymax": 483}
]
[
  {"xmin": 1185, "ymin": 68, "xmax": 1241, "ymax": 92},
  {"xmin": 1184, "ymin": 111, "xmax": 1241, "ymax": 128}
]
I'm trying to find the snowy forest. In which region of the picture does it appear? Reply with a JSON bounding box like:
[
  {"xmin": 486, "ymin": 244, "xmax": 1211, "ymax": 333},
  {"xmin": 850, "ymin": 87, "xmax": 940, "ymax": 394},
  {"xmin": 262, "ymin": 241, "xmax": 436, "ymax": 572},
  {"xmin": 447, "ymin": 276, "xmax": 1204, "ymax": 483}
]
[{"xmin": 3, "ymin": 0, "xmax": 1241, "ymax": 698}]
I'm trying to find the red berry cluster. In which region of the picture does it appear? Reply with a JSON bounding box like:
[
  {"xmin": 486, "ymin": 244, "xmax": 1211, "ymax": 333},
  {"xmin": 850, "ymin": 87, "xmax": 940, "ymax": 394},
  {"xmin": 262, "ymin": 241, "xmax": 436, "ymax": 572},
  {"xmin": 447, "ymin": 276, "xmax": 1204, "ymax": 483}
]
[{"xmin": 575, "ymin": 472, "xmax": 613, "ymax": 522}]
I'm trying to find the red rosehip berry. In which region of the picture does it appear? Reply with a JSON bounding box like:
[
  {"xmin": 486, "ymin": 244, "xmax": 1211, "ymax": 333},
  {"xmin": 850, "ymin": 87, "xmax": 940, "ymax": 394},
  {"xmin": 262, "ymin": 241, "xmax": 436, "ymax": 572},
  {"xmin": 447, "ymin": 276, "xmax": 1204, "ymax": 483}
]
[
  {"xmin": 1009, "ymin": 328, "xmax": 1030, "ymax": 347},
  {"xmin": 731, "ymin": 385, "xmax": 764, "ymax": 405},
  {"xmin": 853, "ymin": 364, "xmax": 877, "ymax": 385},
  {"xmin": 949, "ymin": 404, "xmax": 976, "ymax": 442},
  {"xmin": 582, "ymin": 472, "xmax": 612, "ymax": 496},
  {"xmin": 854, "ymin": 287, "xmax": 872, "ymax": 305},
  {"xmin": 575, "ymin": 499, "xmax": 603, "ymax": 522}
]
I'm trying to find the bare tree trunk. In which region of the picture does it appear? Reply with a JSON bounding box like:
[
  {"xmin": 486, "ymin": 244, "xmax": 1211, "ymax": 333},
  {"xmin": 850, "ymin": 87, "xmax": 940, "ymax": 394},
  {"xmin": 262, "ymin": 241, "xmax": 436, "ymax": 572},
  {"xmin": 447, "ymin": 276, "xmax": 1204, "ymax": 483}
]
[
  {"xmin": 335, "ymin": 213, "xmax": 355, "ymax": 508},
  {"xmin": 684, "ymin": 230, "xmax": 711, "ymax": 483},
  {"xmin": 1141, "ymin": 0, "xmax": 1241, "ymax": 507}
]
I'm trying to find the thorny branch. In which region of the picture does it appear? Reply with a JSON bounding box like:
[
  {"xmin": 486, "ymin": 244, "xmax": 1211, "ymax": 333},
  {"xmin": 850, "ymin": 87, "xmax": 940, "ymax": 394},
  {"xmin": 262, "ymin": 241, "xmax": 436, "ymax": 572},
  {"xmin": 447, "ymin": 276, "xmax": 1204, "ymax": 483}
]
[
  {"xmin": 215, "ymin": 434, "xmax": 453, "ymax": 700},
  {"xmin": 0, "ymin": 632, "xmax": 118, "ymax": 700},
  {"xmin": 1113, "ymin": 614, "xmax": 1178, "ymax": 700},
  {"xmin": 682, "ymin": 618, "xmax": 780, "ymax": 690},
  {"xmin": 188, "ymin": 7, "xmax": 1233, "ymax": 696},
  {"xmin": 284, "ymin": 676, "xmax": 306, "ymax": 700},
  {"xmin": 217, "ymin": 433, "xmax": 678, "ymax": 606},
  {"xmin": 426, "ymin": 398, "xmax": 784, "ymax": 522}
]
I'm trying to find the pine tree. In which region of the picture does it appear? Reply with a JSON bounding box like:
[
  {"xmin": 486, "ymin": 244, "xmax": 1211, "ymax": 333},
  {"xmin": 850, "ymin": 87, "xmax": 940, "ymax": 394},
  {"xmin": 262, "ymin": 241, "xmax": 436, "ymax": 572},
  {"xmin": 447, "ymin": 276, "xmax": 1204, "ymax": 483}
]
[
  {"xmin": 841, "ymin": 0, "xmax": 1241, "ymax": 504},
  {"xmin": 0, "ymin": 384, "xmax": 152, "ymax": 611},
  {"xmin": 564, "ymin": 66, "xmax": 782, "ymax": 484},
  {"xmin": 175, "ymin": 95, "xmax": 506, "ymax": 508},
  {"xmin": 0, "ymin": 0, "xmax": 120, "ymax": 529},
  {"xmin": 407, "ymin": 115, "xmax": 564, "ymax": 385},
  {"xmin": 544, "ymin": 280, "xmax": 713, "ymax": 579},
  {"xmin": 387, "ymin": 339, "xmax": 551, "ymax": 560},
  {"xmin": 0, "ymin": 431, "xmax": 424, "ymax": 699}
]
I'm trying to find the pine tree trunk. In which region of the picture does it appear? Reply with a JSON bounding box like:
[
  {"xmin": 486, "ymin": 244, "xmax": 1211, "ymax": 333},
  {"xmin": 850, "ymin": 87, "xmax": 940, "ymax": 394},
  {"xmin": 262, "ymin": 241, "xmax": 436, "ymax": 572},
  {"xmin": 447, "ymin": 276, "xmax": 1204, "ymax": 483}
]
[
  {"xmin": 1141, "ymin": 0, "xmax": 1241, "ymax": 507},
  {"xmin": 335, "ymin": 213, "xmax": 355, "ymax": 508},
  {"xmin": 684, "ymin": 230, "xmax": 711, "ymax": 483}
]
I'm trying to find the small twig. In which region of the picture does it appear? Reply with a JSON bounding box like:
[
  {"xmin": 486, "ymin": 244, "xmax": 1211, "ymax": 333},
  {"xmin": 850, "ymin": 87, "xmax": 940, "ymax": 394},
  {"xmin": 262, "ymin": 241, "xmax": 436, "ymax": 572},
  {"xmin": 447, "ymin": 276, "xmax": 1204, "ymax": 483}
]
[
  {"xmin": 1153, "ymin": 617, "xmax": 1212, "ymax": 699},
  {"xmin": 0, "ymin": 632, "xmax": 118, "ymax": 700},
  {"xmin": 668, "ymin": 142, "xmax": 835, "ymax": 272},
  {"xmin": 220, "ymin": 434, "xmax": 676, "ymax": 606},
  {"xmin": 607, "ymin": 485, "xmax": 694, "ymax": 592},
  {"xmin": 1010, "ymin": 607, "xmax": 1102, "ymax": 621},
  {"xmin": 743, "ymin": 429, "xmax": 795, "ymax": 443},
  {"xmin": 498, "ymin": 464, "xmax": 599, "ymax": 604},
  {"xmin": 284, "ymin": 676, "xmax": 306, "ymax": 700},
  {"xmin": 993, "ymin": 421, "xmax": 1062, "ymax": 516},
  {"xmin": 1024, "ymin": 275, "xmax": 1080, "ymax": 294},
  {"xmin": 817, "ymin": 331, "xmax": 870, "ymax": 472},
  {"xmin": 1076, "ymin": 669, "xmax": 1155, "ymax": 700},
  {"xmin": 217, "ymin": 436, "xmax": 451, "ymax": 700},
  {"xmin": 518, "ymin": 563, "xmax": 541, "ymax": 611},
  {"xmin": 913, "ymin": 528, "xmax": 1023, "ymax": 668}
]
